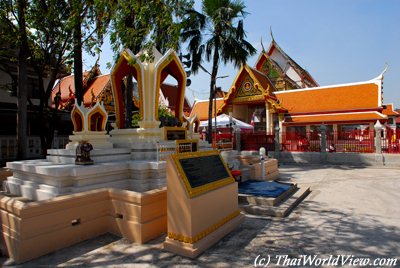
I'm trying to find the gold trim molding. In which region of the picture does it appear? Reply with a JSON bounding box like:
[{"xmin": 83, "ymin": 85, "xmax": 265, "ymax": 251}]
[{"xmin": 167, "ymin": 210, "xmax": 241, "ymax": 244}]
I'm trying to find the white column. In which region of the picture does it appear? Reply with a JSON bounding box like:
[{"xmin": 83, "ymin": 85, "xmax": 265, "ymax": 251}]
[
  {"xmin": 265, "ymin": 104, "xmax": 270, "ymax": 133},
  {"xmin": 279, "ymin": 115, "xmax": 284, "ymax": 145}
]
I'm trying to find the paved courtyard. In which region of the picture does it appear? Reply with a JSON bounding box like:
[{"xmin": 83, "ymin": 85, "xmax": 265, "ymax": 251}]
[{"xmin": 2, "ymin": 164, "xmax": 400, "ymax": 267}]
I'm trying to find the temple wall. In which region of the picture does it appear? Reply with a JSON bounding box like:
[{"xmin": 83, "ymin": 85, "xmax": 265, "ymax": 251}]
[{"xmin": 270, "ymin": 151, "xmax": 400, "ymax": 167}]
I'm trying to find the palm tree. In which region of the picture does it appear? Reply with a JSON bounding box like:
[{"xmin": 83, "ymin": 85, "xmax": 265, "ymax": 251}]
[{"xmin": 182, "ymin": 0, "xmax": 256, "ymax": 143}]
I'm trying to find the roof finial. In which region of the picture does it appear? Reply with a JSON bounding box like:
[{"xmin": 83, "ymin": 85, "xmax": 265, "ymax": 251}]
[
  {"xmin": 260, "ymin": 36, "xmax": 265, "ymax": 52},
  {"xmin": 372, "ymin": 63, "xmax": 388, "ymax": 81},
  {"xmin": 270, "ymin": 26, "xmax": 275, "ymax": 42},
  {"xmin": 382, "ymin": 62, "xmax": 388, "ymax": 77}
]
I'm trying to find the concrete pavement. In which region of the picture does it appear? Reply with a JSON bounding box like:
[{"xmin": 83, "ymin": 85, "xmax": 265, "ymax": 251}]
[{"xmin": 2, "ymin": 164, "xmax": 399, "ymax": 267}]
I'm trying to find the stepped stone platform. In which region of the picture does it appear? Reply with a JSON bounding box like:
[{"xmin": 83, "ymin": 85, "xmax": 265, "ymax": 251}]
[
  {"xmin": 239, "ymin": 182, "xmax": 311, "ymax": 217},
  {"xmin": 1, "ymin": 145, "xmax": 169, "ymax": 263},
  {"xmin": 5, "ymin": 149, "xmax": 166, "ymax": 201},
  {"xmin": 220, "ymin": 151, "xmax": 309, "ymax": 217}
]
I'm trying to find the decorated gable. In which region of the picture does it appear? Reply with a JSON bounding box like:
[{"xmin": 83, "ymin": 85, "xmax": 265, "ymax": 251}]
[
  {"xmin": 257, "ymin": 55, "xmax": 281, "ymax": 83},
  {"xmin": 255, "ymin": 53, "xmax": 298, "ymax": 91},
  {"xmin": 220, "ymin": 65, "xmax": 277, "ymax": 110},
  {"xmin": 235, "ymin": 74, "xmax": 263, "ymax": 99},
  {"xmin": 96, "ymin": 81, "xmax": 115, "ymax": 113}
]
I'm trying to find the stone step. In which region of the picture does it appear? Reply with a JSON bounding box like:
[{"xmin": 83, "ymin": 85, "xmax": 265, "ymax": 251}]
[
  {"xmin": 238, "ymin": 183, "xmax": 298, "ymax": 206},
  {"xmin": 239, "ymin": 187, "xmax": 311, "ymax": 217}
]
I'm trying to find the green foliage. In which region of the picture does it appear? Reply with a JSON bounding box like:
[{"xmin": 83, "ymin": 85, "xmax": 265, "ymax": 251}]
[
  {"xmin": 0, "ymin": 1, "xmax": 21, "ymax": 94},
  {"xmin": 109, "ymin": 0, "xmax": 194, "ymax": 60},
  {"xmin": 131, "ymin": 112, "xmax": 141, "ymax": 128},
  {"xmin": 80, "ymin": 0, "xmax": 114, "ymax": 57},
  {"xmin": 158, "ymin": 103, "xmax": 174, "ymax": 119},
  {"xmin": 127, "ymin": 57, "xmax": 137, "ymax": 67},
  {"xmin": 181, "ymin": 0, "xmax": 256, "ymax": 142},
  {"xmin": 131, "ymin": 103, "xmax": 174, "ymax": 128},
  {"xmin": 181, "ymin": 0, "xmax": 257, "ymax": 74},
  {"xmin": 28, "ymin": 0, "xmax": 74, "ymax": 76}
]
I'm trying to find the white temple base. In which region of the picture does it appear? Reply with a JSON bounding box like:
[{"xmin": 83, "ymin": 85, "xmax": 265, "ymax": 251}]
[
  {"xmin": 5, "ymin": 159, "xmax": 167, "ymax": 201},
  {"xmin": 66, "ymin": 131, "xmax": 113, "ymax": 150}
]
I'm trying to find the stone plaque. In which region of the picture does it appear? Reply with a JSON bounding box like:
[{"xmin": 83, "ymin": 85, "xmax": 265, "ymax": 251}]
[
  {"xmin": 164, "ymin": 127, "xmax": 187, "ymax": 141},
  {"xmin": 171, "ymin": 150, "xmax": 234, "ymax": 198}
]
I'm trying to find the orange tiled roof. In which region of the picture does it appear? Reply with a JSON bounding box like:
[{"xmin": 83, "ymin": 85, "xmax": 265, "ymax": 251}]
[
  {"xmin": 83, "ymin": 74, "xmax": 110, "ymax": 104},
  {"xmin": 275, "ymin": 82, "xmax": 381, "ymax": 114},
  {"xmin": 190, "ymin": 98, "xmax": 225, "ymax": 121},
  {"xmin": 51, "ymin": 71, "xmax": 93, "ymax": 106},
  {"xmin": 52, "ymin": 75, "xmax": 75, "ymax": 102},
  {"xmin": 284, "ymin": 111, "xmax": 387, "ymax": 125},
  {"xmin": 160, "ymin": 83, "xmax": 192, "ymax": 116},
  {"xmin": 382, "ymin": 104, "xmax": 399, "ymax": 116}
]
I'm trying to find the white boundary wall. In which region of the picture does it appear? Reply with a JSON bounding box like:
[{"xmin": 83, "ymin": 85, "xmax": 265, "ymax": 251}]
[{"xmin": 269, "ymin": 151, "xmax": 400, "ymax": 167}]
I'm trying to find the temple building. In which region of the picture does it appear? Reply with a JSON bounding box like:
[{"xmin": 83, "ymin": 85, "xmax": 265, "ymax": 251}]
[{"xmin": 191, "ymin": 38, "xmax": 399, "ymax": 138}]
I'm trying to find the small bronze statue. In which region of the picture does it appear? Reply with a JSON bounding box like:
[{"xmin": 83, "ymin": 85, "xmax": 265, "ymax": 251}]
[{"xmin": 75, "ymin": 140, "xmax": 94, "ymax": 165}]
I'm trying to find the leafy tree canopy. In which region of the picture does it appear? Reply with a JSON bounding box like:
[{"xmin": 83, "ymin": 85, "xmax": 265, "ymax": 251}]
[{"xmin": 110, "ymin": 0, "xmax": 194, "ymax": 61}]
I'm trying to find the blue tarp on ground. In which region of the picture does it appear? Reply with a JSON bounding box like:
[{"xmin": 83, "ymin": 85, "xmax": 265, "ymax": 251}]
[{"xmin": 238, "ymin": 180, "xmax": 292, "ymax": 198}]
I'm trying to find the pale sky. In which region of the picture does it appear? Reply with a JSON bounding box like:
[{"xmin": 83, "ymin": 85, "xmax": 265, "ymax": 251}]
[{"xmin": 84, "ymin": 0, "xmax": 400, "ymax": 108}]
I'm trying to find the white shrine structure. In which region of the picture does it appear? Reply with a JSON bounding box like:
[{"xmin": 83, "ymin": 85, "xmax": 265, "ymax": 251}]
[{"xmin": 4, "ymin": 48, "xmax": 205, "ymax": 201}]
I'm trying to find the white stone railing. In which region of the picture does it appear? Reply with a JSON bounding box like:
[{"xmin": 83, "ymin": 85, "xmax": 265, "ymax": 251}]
[
  {"xmin": 156, "ymin": 141, "xmax": 176, "ymax": 162},
  {"xmin": 156, "ymin": 140, "xmax": 201, "ymax": 162}
]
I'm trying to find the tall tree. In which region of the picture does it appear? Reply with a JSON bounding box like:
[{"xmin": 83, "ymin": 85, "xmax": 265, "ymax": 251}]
[
  {"xmin": 181, "ymin": 0, "xmax": 256, "ymax": 143},
  {"xmin": 71, "ymin": 0, "xmax": 84, "ymax": 105},
  {"xmin": 28, "ymin": 0, "xmax": 74, "ymax": 155},
  {"xmin": 109, "ymin": 0, "xmax": 193, "ymax": 128},
  {"xmin": 28, "ymin": 0, "xmax": 111, "ymax": 154},
  {"xmin": 16, "ymin": 0, "xmax": 29, "ymax": 159},
  {"xmin": 0, "ymin": 12, "xmax": 18, "ymax": 96},
  {"xmin": 0, "ymin": 0, "xmax": 30, "ymax": 159},
  {"xmin": 69, "ymin": 0, "xmax": 112, "ymax": 105},
  {"xmin": 0, "ymin": 0, "xmax": 110, "ymax": 157}
]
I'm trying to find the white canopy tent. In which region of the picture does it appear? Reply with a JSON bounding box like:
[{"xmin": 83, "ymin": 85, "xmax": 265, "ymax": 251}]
[{"xmin": 199, "ymin": 114, "xmax": 254, "ymax": 130}]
